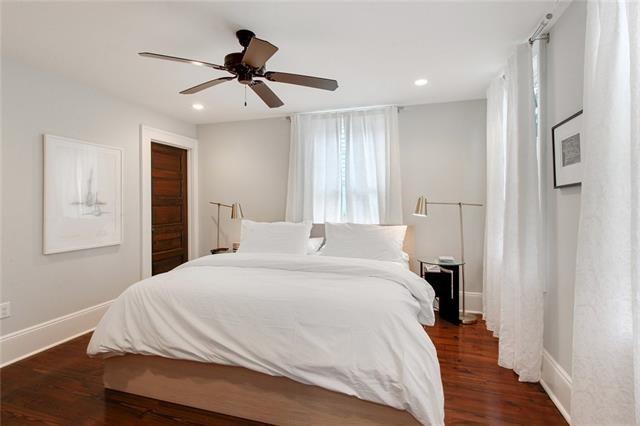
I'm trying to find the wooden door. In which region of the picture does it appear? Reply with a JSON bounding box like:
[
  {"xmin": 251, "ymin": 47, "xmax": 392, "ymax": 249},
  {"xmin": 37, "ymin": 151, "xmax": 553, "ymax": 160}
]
[{"xmin": 151, "ymin": 142, "xmax": 188, "ymax": 275}]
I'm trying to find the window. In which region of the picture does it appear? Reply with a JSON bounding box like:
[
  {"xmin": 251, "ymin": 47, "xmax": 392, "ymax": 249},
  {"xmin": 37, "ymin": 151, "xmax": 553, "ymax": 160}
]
[
  {"xmin": 532, "ymin": 41, "xmax": 544, "ymax": 207},
  {"xmin": 285, "ymin": 106, "xmax": 403, "ymax": 225},
  {"xmin": 338, "ymin": 116, "xmax": 348, "ymax": 220}
]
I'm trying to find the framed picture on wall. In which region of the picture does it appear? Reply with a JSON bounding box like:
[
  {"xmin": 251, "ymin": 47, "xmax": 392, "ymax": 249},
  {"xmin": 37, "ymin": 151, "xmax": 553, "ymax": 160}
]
[
  {"xmin": 43, "ymin": 134, "xmax": 123, "ymax": 254},
  {"xmin": 552, "ymin": 110, "xmax": 583, "ymax": 188}
]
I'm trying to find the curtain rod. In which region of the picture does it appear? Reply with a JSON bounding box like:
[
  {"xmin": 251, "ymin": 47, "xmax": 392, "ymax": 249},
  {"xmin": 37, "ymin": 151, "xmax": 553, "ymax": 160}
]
[
  {"xmin": 298, "ymin": 104, "xmax": 397, "ymax": 115},
  {"xmin": 529, "ymin": 13, "xmax": 553, "ymax": 45},
  {"xmin": 285, "ymin": 105, "xmax": 406, "ymax": 120}
]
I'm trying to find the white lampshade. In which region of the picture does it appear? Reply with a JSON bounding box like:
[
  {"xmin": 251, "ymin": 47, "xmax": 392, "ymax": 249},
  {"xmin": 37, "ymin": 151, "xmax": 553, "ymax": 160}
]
[
  {"xmin": 413, "ymin": 196, "xmax": 428, "ymax": 217},
  {"xmin": 230, "ymin": 202, "xmax": 244, "ymax": 219}
]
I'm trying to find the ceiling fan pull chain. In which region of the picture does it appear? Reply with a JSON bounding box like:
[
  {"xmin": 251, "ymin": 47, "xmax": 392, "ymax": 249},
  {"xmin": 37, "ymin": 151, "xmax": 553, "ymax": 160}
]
[{"xmin": 244, "ymin": 85, "xmax": 247, "ymax": 107}]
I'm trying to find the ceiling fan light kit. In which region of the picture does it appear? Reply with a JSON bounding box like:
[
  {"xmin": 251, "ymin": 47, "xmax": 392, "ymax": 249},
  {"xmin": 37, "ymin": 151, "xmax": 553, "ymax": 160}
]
[{"xmin": 139, "ymin": 29, "xmax": 339, "ymax": 108}]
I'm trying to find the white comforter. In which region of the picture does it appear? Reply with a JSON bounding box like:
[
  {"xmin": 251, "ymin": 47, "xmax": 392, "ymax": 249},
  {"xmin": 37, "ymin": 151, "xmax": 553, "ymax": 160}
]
[{"xmin": 87, "ymin": 253, "xmax": 444, "ymax": 425}]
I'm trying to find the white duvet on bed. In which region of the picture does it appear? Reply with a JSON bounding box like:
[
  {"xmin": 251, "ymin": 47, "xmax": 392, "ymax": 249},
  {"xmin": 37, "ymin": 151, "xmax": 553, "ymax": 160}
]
[{"xmin": 87, "ymin": 253, "xmax": 444, "ymax": 425}]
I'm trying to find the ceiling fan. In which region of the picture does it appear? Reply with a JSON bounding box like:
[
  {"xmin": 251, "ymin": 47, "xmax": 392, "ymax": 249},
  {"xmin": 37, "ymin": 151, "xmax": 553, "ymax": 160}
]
[{"xmin": 139, "ymin": 29, "xmax": 339, "ymax": 109}]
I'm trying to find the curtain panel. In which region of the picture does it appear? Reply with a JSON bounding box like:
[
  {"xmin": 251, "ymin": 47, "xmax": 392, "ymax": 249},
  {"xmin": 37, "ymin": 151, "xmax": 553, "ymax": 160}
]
[
  {"xmin": 571, "ymin": 1, "xmax": 640, "ymax": 424},
  {"xmin": 285, "ymin": 106, "xmax": 402, "ymax": 225},
  {"xmin": 483, "ymin": 74, "xmax": 507, "ymax": 337},
  {"xmin": 483, "ymin": 42, "xmax": 545, "ymax": 382}
]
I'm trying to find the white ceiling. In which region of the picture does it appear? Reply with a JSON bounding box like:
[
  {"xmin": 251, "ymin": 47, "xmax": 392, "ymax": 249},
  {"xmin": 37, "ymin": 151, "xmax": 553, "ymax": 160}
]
[{"xmin": 2, "ymin": 1, "xmax": 563, "ymax": 124}]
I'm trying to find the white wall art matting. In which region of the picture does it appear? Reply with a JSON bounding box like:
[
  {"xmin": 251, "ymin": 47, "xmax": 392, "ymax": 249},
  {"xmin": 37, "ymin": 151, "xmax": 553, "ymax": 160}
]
[{"xmin": 43, "ymin": 134, "xmax": 123, "ymax": 254}]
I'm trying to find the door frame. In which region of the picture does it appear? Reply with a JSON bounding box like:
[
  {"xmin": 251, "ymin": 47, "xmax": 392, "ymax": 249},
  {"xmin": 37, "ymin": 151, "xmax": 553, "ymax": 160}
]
[{"xmin": 140, "ymin": 125, "xmax": 199, "ymax": 279}]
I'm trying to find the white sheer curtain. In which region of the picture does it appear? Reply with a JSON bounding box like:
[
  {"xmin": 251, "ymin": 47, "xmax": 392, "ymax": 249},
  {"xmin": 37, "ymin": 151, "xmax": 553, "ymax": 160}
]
[
  {"xmin": 571, "ymin": 1, "xmax": 639, "ymax": 424},
  {"xmin": 285, "ymin": 106, "xmax": 402, "ymax": 224},
  {"xmin": 483, "ymin": 74, "xmax": 507, "ymax": 335},
  {"xmin": 286, "ymin": 112, "xmax": 342, "ymax": 223},
  {"xmin": 483, "ymin": 43, "xmax": 545, "ymax": 382}
]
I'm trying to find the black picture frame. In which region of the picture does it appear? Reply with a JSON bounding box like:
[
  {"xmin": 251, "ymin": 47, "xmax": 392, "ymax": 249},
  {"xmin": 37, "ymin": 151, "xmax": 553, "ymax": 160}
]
[{"xmin": 551, "ymin": 110, "xmax": 583, "ymax": 189}]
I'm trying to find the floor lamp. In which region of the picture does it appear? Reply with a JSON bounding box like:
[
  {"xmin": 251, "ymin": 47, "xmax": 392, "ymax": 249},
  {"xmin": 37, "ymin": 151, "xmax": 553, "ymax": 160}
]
[
  {"xmin": 210, "ymin": 201, "xmax": 243, "ymax": 253},
  {"xmin": 413, "ymin": 196, "xmax": 483, "ymax": 325}
]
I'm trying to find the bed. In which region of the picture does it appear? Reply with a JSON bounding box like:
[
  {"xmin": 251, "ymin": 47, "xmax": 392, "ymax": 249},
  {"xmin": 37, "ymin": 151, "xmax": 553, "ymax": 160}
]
[{"xmin": 88, "ymin": 225, "xmax": 445, "ymax": 425}]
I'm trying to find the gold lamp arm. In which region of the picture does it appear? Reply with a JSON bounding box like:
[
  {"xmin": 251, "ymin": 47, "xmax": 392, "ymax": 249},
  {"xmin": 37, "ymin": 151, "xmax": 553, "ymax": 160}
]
[{"xmin": 209, "ymin": 201, "xmax": 233, "ymax": 208}]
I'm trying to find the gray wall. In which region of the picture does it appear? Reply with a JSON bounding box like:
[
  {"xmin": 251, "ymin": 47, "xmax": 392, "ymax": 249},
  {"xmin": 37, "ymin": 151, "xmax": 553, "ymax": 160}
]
[
  {"xmin": 197, "ymin": 100, "xmax": 487, "ymax": 293},
  {"xmin": 198, "ymin": 117, "xmax": 292, "ymax": 255},
  {"xmin": 399, "ymin": 101, "xmax": 486, "ymax": 293},
  {"xmin": 543, "ymin": 0, "xmax": 586, "ymax": 374},
  {"xmin": 1, "ymin": 58, "xmax": 196, "ymax": 335}
]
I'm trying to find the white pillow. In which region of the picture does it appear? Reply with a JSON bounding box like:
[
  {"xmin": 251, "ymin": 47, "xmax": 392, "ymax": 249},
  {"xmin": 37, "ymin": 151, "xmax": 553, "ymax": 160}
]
[
  {"xmin": 237, "ymin": 220, "xmax": 312, "ymax": 255},
  {"xmin": 320, "ymin": 223, "xmax": 407, "ymax": 264},
  {"xmin": 307, "ymin": 237, "xmax": 325, "ymax": 254}
]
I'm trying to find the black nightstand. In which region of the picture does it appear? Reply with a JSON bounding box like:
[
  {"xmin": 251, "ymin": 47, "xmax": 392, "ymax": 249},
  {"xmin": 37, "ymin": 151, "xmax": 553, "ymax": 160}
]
[
  {"xmin": 210, "ymin": 248, "xmax": 234, "ymax": 255},
  {"xmin": 419, "ymin": 259, "xmax": 464, "ymax": 325}
]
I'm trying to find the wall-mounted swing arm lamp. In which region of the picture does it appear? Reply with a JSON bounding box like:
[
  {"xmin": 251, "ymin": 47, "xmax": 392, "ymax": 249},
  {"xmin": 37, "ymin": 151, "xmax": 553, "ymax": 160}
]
[
  {"xmin": 413, "ymin": 196, "xmax": 483, "ymax": 324},
  {"xmin": 210, "ymin": 201, "xmax": 244, "ymax": 252}
]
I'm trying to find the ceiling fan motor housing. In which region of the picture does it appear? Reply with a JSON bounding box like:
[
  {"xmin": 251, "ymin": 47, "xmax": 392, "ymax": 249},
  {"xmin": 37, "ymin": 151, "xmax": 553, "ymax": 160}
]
[
  {"xmin": 224, "ymin": 52, "xmax": 265, "ymax": 84},
  {"xmin": 237, "ymin": 70, "xmax": 253, "ymax": 84}
]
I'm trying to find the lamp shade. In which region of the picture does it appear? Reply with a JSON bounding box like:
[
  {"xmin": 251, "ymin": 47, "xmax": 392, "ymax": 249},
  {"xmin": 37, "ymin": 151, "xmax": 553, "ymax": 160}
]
[
  {"xmin": 230, "ymin": 202, "xmax": 244, "ymax": 219},
  {"xmin": 413, "ymin": 196, "xmax": 428, "ymax": 216}
]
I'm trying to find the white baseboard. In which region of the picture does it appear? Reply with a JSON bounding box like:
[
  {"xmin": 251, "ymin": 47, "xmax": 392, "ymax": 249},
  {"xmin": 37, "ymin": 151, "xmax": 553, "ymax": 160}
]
[
  {"xmin": 460, "ymin": 291, "xmax": 483, "ymax": 314},
  {"xmin": 540, "ymin": 349, "xmax": 572, "ymax": 424},
  {"xmin": 0, "ymin": 299, "xmax": 113, "ymax": 367}
]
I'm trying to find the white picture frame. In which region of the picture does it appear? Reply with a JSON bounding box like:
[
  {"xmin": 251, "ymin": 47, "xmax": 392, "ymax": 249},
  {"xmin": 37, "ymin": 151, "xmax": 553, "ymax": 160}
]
[{"xmin": 43, "ymin": 134, "xmax": 123, "ymax": 254}]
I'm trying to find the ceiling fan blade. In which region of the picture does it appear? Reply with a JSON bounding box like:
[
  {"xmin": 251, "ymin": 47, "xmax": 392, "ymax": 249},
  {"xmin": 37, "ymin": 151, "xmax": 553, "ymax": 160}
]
[
  {"xmin": 249, "ymin": 81, "xmax": 284, "ymax": 108},
  {"xmin": 180, "ymin": 76, "xmax": 235, "ymax": 94},
  {"xmin": 265, "ymin": 71, "xmax": 338, "ymax": 91},
  {"xmin": 241, "ymin": 38, "xmax": 278, "ymax": 69},
  {"xmin": 139, "ymin": 52, "xmax": 226, "ymax": 71}
]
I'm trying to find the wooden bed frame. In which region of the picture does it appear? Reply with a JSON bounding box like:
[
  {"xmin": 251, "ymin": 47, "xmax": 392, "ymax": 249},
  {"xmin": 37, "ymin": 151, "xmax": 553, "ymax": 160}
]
[{"xmin": 104, "ymin": 355, "xmax": 421, "ymax": 425}]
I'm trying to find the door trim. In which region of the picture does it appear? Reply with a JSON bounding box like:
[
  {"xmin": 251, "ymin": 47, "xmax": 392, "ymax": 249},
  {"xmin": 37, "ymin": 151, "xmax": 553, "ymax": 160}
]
[{"xmin": 140, "ymin": 125, "xmax": 198, "ymax": 279}]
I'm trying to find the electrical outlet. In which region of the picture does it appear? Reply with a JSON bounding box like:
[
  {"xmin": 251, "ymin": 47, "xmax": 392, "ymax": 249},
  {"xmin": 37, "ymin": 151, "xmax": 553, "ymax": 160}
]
[{"xmin": 0, "ymin": 302, "xmax": 11, "ymax": 319}]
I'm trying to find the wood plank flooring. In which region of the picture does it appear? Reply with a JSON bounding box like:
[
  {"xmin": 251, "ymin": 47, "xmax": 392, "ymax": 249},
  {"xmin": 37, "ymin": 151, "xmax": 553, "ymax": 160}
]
[{"xmin": 1, "ymin": 317, "xmax": 566, "ymax": 425}]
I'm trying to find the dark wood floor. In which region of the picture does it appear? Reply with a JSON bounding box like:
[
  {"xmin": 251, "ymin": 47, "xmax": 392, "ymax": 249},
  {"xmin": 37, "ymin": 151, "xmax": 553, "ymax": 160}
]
[{"xmin": 1, "ymin": 317, "xmax": 566, "ymax": 425}]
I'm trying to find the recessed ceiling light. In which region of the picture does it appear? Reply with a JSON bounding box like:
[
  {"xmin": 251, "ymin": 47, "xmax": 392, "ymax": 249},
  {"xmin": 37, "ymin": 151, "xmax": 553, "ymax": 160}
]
[
  {"xmin": 191, "ymin": 61, "xmax": 204, "ymax": 66},
  {"xmin": 192, "ymin": 103, "xmax": 204, "ymax": 110},
  {"xmin": 414, "ymin": 78, "xmax": 428, "ymax": 87}
]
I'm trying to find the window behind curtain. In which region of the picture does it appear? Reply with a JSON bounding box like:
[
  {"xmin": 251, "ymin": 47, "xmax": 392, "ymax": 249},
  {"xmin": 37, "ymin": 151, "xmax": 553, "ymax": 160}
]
[
  {"xmin": 338, "ymin": 115, "xmax": 349, "ymax": 220},
  {"xmin": 285, "ymin": 106, "xmax": 403, "ymax": 225},
  {"xmin": 532, "ymin": 40, "xmax": 545, "ymax": 211}
]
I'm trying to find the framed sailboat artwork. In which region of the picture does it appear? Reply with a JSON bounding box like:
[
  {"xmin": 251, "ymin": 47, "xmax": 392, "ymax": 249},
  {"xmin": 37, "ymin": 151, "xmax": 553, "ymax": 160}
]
[{"xmin": 43, "ymin": 135, "xmax": 123, "ymax": 254}]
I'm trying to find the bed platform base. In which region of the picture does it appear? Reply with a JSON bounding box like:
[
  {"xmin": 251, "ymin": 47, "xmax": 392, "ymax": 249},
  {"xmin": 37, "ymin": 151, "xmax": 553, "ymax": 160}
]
[{"xmin": 104, "ymin": 355, "xmax": 420, "ymax": 425}]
